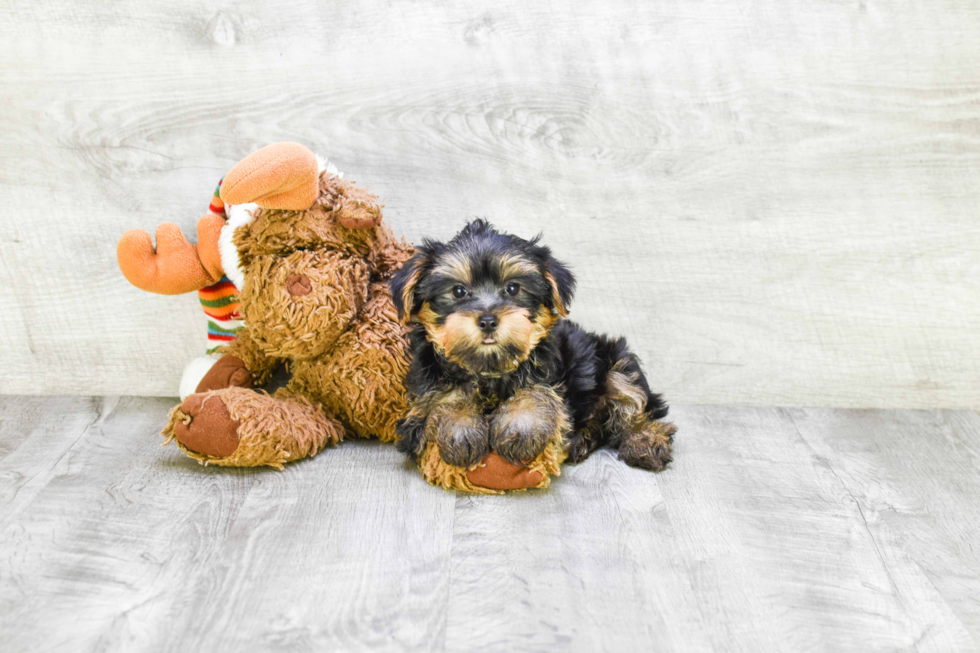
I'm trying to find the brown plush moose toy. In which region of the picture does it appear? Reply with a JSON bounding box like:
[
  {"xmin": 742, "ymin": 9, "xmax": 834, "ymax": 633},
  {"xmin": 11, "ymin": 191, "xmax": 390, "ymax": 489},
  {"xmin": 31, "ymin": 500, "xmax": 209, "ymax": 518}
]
[{"xmin": 117, "ymin": 143, "xmax": 563, "ymax": 492}]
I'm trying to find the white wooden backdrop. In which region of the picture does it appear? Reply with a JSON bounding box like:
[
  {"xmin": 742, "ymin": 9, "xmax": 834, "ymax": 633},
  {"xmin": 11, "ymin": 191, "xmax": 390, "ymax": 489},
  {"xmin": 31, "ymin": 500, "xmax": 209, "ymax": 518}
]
[{"xmin": 1, "ymin": 0, "xmax": 978, "ymax": 408}]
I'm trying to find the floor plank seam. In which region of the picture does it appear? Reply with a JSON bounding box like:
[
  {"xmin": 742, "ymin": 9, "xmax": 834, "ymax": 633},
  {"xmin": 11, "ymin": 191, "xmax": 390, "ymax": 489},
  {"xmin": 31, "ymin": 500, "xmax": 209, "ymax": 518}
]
[
  {"xmin": 4, "ymin": 399, "xmax": 980, "ymax": 650},
  {"xmin": 784, "ymin": 409, "xmax": 926, "ymax": 637},
  {"xmin": 437, "ymin": 492, "xmax": 460, "ymax": 653}
]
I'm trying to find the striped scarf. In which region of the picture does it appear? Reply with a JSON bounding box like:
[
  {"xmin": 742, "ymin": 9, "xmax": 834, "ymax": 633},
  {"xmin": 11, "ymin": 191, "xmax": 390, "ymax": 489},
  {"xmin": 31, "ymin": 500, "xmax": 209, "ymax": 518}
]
[{"xmin": 198, "ymin": 181, "xmax": 244, "ymax": 353}]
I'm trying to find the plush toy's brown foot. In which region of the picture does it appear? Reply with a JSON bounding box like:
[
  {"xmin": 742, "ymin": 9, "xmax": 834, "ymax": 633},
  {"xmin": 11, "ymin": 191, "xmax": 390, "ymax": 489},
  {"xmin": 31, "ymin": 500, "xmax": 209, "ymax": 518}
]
[
  {"xmin": 163, "ymin": 387, "xmax": 345, "ymax": 468},
  {"xmin": 466, "ymin": 453, "xmax": 546, "ymax": 491},
  {"xmin": 617, "ymin": 421, "xmax": 677, "ymax": 471},
  {"xmin": 173, "ymin": 392, "xmax": 242, "ymax": 457},
  {"xmin": 417, "ymin": 432, "xmax": 567, "ymax": 495},
  {"xmin": 195, "ymin": 355, "xmax": 253, "ymax": 394}
]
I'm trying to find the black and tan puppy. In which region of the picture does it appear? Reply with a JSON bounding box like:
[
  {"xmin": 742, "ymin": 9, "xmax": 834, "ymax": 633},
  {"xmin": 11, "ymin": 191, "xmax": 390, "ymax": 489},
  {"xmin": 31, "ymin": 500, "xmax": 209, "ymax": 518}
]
[{"xmin": 389, "ymin": 219, "xmax": 676, "ymax": 472}]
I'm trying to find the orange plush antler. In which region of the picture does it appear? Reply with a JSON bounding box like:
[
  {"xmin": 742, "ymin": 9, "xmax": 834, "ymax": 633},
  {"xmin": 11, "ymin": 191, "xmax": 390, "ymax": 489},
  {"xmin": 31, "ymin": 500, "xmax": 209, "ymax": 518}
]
[
  {"xmin": 118, "ymin": 215, "xmax": 226, "ymax": 295},
  {"xmin": 220, "ymin": 142, "xmax": 319, "ymax": 210}
]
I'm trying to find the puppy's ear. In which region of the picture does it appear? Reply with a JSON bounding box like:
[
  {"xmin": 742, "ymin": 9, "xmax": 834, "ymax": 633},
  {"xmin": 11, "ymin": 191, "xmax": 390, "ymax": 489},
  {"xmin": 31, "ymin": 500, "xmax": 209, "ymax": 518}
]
[
  {"xmin": 544, "ymin": 255, "xmax": 576, "ymax": 317},
  {"xmin": 389, "ymin": 241, "xmax": 436, "ymax": 322}
]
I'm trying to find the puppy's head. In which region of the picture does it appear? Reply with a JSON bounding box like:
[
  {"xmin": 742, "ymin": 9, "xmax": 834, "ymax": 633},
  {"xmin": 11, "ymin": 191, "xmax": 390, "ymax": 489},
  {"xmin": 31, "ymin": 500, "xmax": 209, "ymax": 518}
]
[{"xmin": 390, "ymin": 219, "xmax": 575, "ymax": 375}]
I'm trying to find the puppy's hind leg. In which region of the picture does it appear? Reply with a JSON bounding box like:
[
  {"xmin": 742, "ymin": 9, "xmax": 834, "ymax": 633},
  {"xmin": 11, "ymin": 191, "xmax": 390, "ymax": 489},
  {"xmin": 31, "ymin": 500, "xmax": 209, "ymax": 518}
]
[
  {"xmin": 565, "ymin": 419, "xmax": 604, "ymax": 464},
  {"xmin": 601, "ymin": 352, "xmax": 677, "ymax": 471},
  {"xmin": 618, "ymin": 419, "xmax": 677, "ymax": 471}
]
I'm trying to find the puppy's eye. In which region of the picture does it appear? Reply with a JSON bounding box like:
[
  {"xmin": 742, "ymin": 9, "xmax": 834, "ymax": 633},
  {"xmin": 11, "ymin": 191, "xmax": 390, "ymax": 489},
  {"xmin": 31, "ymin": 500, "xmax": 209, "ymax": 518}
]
[
  {"xmin": 505, "ymin": 282, "xmax": 520, "ymax": 296},
  {"xmin": 452, "ymin": 285, "xmax": 468, "ymax": 299}
]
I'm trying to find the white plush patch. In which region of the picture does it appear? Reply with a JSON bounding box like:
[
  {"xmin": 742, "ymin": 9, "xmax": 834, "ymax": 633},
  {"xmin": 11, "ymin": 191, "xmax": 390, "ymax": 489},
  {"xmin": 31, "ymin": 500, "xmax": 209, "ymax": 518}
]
[
  {"xmin": 179, "ymin": 355, "xmax": 221, "ymax": 400},
  {"xmin": 219, "ymin": 202, "xmax": 257, "ymax": 291},
  {"xmin": 315, "ymin": 154, "xmax": 342, "ymax": 179}
]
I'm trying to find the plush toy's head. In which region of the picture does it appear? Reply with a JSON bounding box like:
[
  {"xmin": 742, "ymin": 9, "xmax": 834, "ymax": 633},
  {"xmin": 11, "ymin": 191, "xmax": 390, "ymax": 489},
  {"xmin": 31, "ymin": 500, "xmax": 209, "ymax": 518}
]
[{"xmin": 224, "ymin": 161, "xmax": 387, "ymax": 359}]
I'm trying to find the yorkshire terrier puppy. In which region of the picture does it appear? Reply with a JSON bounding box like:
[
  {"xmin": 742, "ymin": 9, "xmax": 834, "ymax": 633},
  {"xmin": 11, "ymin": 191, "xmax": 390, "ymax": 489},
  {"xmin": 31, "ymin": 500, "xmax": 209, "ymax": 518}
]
[{"xmin": 389, "ymin": 219, "xmax": 677, "ymax": 472}]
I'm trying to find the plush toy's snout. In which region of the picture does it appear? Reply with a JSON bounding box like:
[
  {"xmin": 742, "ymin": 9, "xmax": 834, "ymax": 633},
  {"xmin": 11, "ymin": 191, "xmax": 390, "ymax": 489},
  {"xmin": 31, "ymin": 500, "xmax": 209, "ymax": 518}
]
[{"xmin": 240, "ymin": 248, "xmax": 370, "ymax": 359}]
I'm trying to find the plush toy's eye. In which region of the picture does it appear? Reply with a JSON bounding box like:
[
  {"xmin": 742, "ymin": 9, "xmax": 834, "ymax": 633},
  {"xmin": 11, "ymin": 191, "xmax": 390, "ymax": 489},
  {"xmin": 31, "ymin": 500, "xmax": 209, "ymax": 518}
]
[
  {"xmin": 452, "ymin": 285, "xmax": 468, "ymax": 299},
  {"xmin": 505, "ymin": 282, "xmax": 520, "ymax": 296}
]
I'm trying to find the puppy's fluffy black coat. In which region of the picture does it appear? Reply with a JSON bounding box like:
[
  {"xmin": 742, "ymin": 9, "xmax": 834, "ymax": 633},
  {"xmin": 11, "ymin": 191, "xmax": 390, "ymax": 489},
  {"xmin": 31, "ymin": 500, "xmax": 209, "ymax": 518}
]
[{"xmin": 389, "ymin": 219, "xmax": 675, "ymax": 471}]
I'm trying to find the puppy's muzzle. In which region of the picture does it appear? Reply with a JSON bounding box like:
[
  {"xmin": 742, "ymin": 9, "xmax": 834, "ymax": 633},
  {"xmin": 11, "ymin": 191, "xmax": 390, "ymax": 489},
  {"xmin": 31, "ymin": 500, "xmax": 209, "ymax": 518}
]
[{"xmin": 478, "ymin": 313, "xmax": 498, "ymax": 344}]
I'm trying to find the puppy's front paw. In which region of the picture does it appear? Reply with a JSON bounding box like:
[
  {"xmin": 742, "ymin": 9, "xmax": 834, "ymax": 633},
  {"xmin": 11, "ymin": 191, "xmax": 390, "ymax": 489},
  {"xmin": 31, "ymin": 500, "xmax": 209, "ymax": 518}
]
[
  {"xmin": 430, "ymin": 403, "xmax": 490, "ymax": 468},
  {"xmin": 489, "ymin": 386, "xmax": 568, "ymax": 465},
  {"xmin": 490, "ymin": 413, "xmax": 554, "ymax": 465},
  {"xmin": 618, "ymin": 421, "xmax": 677, "ymax": 471}
]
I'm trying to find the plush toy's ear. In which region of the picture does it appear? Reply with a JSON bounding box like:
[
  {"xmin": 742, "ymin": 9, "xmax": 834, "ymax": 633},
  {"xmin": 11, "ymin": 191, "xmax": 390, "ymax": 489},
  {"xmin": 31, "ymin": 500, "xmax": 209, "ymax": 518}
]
[
  {"xmin": 334, "ymin": 182, "xmax": 384, "ymax": 230},
  {"xmin": 389, "ymin": 242, "xmax": 436, "ymax": 322},
  {"xmin": 220, "ymin": 142, "xmax": 319, "ymax": 211},
  {"xmin": 544, "ymin": 255, "xmax": 576, "ymax": 317}
]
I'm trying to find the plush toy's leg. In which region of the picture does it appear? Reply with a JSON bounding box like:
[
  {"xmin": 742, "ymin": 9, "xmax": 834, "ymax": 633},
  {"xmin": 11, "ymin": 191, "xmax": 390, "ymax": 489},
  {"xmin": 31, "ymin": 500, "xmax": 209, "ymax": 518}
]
[
  {"xmin": 289, "ymin": 281, "xmax": 411, "ymax": 443},
  {"xmin": 179, "ymin": 355, "xmax": 219, "ymax": 400},
  {"xmin": 179, "ymin": 354, "xmax": 254, "ymax": 399},
  {"xmin": 193, "ymin": 354, "xmax": 253, "ymax": 394},
  {"xmin": 163, "ymin": 387, "xmax": 344, "ymax": 468},
  {"xmin": 417, "ymin": 437, "xmax": 567, "ymax": 494}
]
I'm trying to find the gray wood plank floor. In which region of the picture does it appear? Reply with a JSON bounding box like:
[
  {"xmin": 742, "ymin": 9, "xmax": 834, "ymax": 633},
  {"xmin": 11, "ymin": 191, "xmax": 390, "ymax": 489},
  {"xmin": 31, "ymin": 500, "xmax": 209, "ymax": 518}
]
[{"xmin": 1, "ymin": 397, "xmax": 978, "ymax": 652}]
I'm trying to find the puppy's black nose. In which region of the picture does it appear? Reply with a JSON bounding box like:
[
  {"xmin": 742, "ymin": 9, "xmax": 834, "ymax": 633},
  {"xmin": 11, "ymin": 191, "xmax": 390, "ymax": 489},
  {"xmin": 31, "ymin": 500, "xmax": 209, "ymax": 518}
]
[{"xmin": 478, "ymin": 314, "xmax": 498, "ymax": 334}]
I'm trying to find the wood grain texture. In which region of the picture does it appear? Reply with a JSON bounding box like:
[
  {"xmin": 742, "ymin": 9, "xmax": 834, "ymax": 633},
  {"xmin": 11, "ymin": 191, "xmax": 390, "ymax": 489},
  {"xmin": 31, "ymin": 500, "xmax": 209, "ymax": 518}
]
[
  {"xmin": 1, "ymin": 397, "xmax": 979, "ymax": 651},
  {"xmin": 1, "ymin": 0, "xmax": 979, "ymax": 407},
  {"xmin": 0, "ymin": 396, "xmax": 456, "ymax": 652}
]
